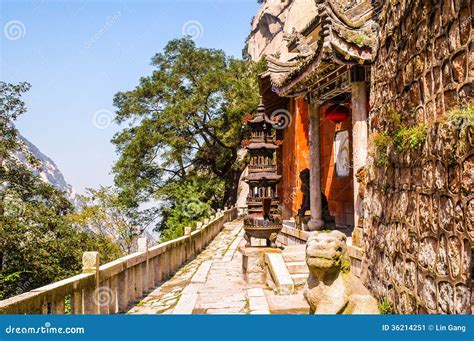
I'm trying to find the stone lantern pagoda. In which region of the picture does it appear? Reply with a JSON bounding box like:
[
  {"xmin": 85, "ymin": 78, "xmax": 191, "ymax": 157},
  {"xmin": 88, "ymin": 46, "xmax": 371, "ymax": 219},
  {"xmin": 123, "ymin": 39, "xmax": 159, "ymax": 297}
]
[{"xmin": 243, "ymin": 98, "xmax": 282, "ymax": 248}]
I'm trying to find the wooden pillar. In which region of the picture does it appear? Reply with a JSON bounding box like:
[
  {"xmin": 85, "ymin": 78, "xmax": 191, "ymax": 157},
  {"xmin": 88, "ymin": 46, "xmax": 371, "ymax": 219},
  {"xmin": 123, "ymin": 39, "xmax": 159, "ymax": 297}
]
[
  {"xmin": 307, "ymin": 98, "xmax": 324, "ymax": 231},
  {"xmin": 351, "ymin": 66, "xmax": 369, "ymax": 230}
]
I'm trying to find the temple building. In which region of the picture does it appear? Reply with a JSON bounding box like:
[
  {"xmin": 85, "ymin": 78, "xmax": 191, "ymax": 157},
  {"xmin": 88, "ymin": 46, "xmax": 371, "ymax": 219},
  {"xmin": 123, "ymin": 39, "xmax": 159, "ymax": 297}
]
[
  {"xmin": 247, "ymin": 0, "xmax": 472, "ymax": 314},
  {"xmin": 248, "ymin": 0, "xmax": 376, "ymax": 252}
]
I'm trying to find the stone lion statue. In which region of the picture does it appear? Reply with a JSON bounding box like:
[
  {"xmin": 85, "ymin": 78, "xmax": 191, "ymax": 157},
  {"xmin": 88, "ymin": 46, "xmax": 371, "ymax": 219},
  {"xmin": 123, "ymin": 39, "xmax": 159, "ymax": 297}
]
[{"xmin": 304, "ymin": 231, "xmax": 379, "ymax": 314}]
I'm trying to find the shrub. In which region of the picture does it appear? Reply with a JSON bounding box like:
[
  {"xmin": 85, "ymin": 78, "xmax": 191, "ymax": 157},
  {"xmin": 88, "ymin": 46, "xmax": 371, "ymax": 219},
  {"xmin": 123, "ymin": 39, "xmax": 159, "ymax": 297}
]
[
  {"xmin": 379, "ymin": 298, "xmax": 394, "ymax": 314},
  {"xmin": 393, "ymin": 124, "xmax": 428, "ymax": 151}
]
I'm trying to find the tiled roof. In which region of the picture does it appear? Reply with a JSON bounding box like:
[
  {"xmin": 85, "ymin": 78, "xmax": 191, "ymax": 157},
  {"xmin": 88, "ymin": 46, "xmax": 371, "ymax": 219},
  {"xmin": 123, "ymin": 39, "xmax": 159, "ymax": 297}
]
[{"xmin": 265, "ymin": 0, "xmax": 379, "ymax": 96}]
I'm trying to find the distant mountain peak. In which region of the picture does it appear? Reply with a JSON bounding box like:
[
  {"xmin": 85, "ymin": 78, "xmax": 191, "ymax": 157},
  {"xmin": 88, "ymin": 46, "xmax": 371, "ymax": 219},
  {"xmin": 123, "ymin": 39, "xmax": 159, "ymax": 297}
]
[{"xmin": 16, "ymin": 135, "xmax": 79, "ymax": 206}]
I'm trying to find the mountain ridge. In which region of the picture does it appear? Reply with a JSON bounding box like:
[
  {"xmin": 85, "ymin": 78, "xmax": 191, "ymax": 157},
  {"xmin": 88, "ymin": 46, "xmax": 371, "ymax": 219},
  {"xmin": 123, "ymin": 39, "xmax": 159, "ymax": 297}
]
[{"xmin": 16, "ymin": 135, "xmax": 79, "ymax": 206}]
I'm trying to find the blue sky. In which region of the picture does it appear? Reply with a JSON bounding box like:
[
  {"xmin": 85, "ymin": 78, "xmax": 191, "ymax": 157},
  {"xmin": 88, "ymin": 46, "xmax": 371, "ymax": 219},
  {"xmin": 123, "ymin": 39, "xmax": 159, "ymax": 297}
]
[{"xmin": 1, "ymin": 0, "xmax": 259, "ymax": 194}]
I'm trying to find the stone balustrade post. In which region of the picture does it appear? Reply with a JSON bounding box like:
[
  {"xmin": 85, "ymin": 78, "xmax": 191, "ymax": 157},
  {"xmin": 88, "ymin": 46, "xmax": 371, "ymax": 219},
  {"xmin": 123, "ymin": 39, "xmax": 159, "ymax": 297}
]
[
  {"xmin": 71, "ymin": 288, "xmax": 83, "ymax": 314},
  {"xmin": 51, "ymin": 297, "xmax": 65, "ymax": 314},
  {"xmin": 82, "ymin": 252, "xmax": 100, "ymax": 314},
  {"xmin": 138, "ymin": 237, "xmax": 151, "ymax": 292},
  {"xmin": 184, "ymin": 226, "xmax": 192, "ymax": 236},
  {"xmin": 117, "ymin": 267, "xmax": 129, "ymax": 312}
]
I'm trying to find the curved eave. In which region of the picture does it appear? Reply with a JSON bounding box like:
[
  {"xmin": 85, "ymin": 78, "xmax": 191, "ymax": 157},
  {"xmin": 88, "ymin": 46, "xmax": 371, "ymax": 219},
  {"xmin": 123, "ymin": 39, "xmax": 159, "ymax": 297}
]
[
  {"xmin": 248, "ymin": 116, "xmax": 275, "ymax": 125},
  {"xmin": 267, "ymin": 1, "xmax": 377, "ymax": 97}
]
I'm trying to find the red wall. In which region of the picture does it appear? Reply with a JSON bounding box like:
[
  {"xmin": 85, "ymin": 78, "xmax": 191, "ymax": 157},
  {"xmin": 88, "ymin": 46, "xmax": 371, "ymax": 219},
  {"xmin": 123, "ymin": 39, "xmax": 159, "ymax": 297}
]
[
  {"xmin": 320, "ymin": 104, "xmax": 354, "ymax": 227},
  {"xmin": 279, "ymin": 97, "xmax": 310, "ymax": 219},
  {"xmin": 278, "ymin": 99, "xmax": 355, "ymax": 227}
]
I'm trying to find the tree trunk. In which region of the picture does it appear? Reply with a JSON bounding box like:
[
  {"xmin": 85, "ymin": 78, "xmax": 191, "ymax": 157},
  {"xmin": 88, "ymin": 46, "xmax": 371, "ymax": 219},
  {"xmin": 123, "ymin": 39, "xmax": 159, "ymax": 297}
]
[{"xmin": 222, "ymin": 167, "xmax": 244, "ymax": 208}]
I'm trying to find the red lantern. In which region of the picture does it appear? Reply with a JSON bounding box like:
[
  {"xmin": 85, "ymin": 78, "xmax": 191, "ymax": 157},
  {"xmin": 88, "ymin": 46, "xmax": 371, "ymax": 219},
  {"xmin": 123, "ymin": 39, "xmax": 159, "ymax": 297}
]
[{"xmin": 325, "ymin": 104, "xmax": 350, "ymax": 123}]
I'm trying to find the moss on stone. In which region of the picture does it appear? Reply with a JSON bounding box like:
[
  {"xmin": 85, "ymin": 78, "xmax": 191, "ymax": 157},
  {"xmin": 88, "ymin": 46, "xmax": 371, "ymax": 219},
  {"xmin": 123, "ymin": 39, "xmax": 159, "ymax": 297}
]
[
  {"xmin": 371, "ymin": 132, "xmax": 392, "ymax": 165},
  {"xmin": 393, "ymin": 124, "xmax": 428, "ymax": 151},
  {"xmin": 378, "ymin": 298, "xmax": 393, "ymax": 314},
  {"xmin": 340, "ymin": 255, "xmax": 351, "ymax": 274},
  {"xmin": 446, "ymin": 102, "xmax": 474, "ymax": 127}
]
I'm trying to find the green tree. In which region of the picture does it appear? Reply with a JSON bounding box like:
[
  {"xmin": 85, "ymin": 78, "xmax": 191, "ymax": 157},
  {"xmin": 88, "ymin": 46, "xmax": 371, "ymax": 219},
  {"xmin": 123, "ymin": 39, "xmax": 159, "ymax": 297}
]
[
  {"xmin": 68, "ymin": 186, "xmax": 150, "ymax": 253},
  {"xmin": 157, "ymin": 174, "xmax": 224, "ymax": 241},
  {"xmin": 0, "ymin": 82, "xmax": 122, "ymax": 300},
  {"xmin": 112, "ymin": 38, "xmax": 263, "ymax": 236}
]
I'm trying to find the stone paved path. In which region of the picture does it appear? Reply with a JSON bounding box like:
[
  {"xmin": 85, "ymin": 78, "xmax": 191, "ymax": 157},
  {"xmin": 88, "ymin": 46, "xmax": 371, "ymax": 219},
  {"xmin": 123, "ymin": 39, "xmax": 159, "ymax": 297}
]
[
  {"xmin": 129, "ymin": 219, "xmax": 311, "ymax": 314},
  {"xmin": 128, "ymin": 219, "xmax": 270, "ymax": 314}
]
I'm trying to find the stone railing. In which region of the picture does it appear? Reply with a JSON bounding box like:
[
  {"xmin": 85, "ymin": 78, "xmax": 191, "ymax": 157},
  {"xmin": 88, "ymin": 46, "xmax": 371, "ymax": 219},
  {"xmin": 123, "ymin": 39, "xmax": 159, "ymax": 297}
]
[
  {"xmin": 277, "ymin": 224, "xmax": 309, "ymax": 246},
  {"xmin": 0, "ymin": 207, "xmax": 238, "ymax": 314}
]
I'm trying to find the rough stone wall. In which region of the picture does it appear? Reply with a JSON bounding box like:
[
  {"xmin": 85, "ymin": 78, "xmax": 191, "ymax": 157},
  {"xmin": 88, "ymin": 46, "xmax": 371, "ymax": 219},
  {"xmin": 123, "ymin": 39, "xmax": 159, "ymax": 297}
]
[
  {"xmin": 370, "ymin": 0, "xmax": 472, "ymax": 125},
  {"xmin": 363, "ymin": 0, "xmax": 473, "ymax": 313}
]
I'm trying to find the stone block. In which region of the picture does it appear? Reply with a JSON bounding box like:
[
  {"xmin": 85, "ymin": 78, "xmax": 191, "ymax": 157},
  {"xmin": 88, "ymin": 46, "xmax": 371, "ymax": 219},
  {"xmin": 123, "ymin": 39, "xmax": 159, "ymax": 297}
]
[
  {"xmin": 248, "ymin": 296, "xmax": 269, "ymax": 311},
  {"xmin": 447, "ymin": 236, "xmax": 462, "ymax": 279},
  {"xmin": 455, "ymin": 284, "xmax": 471, "ymax": 314},
  {"xmin": 247, "ymin": 288, "xmax": 265, "ymax": 298},
  {"xmin": 265, "ymin": 253, "xmax": 295, "ymax": 295},
  {"xmin": 191, "ymin": 261, "xmax": 213, "ymax": 283},
  {"xmin": 462, "ymin": 156, "xmax": 474, "ymax": 194},
  {"xmin": 436, "ymin": 235, "xmax": 449, "ymax": 276},
  {"xmin": 172, "ymin": 293, "xmax": 198, "ymax": 314},
  {"xmin": 438, "ymin": 281, "xmax": 454, "ymax": 314},
  {"xmin": 264, "ymin": 291, "xmax": 310, "ymax": 314},
  {"xmin": 421, "ymin": 276, "xmax": 437, "ymax": 311},
  {"xmin": 418, "ymin": 237, "xmax": 436, "ymax": 271},
  {"xmin": 284, "ymin": 261, "xmax": 307, "ymax": 274}
]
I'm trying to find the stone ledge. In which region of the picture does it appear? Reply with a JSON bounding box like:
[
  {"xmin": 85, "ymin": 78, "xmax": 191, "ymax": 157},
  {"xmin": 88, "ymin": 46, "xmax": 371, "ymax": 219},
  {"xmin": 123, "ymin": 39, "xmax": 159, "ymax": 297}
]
[
  {"xmin": 347, "ymin": 245, "xmax": 364, "ymax": 260},
  {"xmin": 191, "ymin": 261, "xmax": 213, "ymax": 283},
  {"xmin": 172, "ymin": 293, "xmax": 198, "ymax": 314},
  {"xmin": 264, "ymin": 253, "xmax": 295, "ymax": 295}
]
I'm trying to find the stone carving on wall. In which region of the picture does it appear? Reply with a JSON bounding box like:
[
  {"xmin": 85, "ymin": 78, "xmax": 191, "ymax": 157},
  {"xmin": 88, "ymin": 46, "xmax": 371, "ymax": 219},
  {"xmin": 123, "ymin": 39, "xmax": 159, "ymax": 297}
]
[{"xmin": 362, "ymin": 0, "xmax": 473, "ymax": 314}]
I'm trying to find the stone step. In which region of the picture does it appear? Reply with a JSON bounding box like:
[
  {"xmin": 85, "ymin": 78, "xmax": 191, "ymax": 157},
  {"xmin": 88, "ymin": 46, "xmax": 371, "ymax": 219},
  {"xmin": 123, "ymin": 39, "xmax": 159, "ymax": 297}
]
[
  {"xmin": 265, "ymin": 291, "xmax": 310, "ymax": 315},
  {"xmin": 285, "ymin": 261, "xmax": 309, "ymax": 275},
  {"xmin": 291, "ymin": 273, "xmax": 308, "ymax": 287},
  {"xmin": 282, "ymin": 251, "xmax": 305, "ymax": 263}
]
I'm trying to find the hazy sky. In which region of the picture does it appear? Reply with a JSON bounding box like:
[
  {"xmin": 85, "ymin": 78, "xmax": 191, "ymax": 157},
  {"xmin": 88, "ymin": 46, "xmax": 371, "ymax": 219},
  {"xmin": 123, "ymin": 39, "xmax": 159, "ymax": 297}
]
[{"xmin": 1, "ymin": 0, "xmax": 259, "ymax": 194}]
